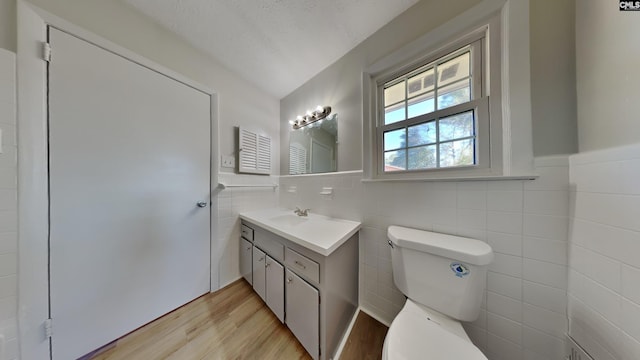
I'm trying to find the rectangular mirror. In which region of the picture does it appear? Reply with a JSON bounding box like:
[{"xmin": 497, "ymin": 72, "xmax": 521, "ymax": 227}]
[{"xmin": 289, "ymin": 114, "xmax": 337, "ymax": 174}]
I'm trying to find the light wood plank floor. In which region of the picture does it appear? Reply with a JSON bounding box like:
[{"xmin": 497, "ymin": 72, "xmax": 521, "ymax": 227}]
[
  {"xmin": 87, "ymin": 279, "xmax": 388, "ymax": 360},
  {"xmin": 340, "ymin": 312, "xmax": 388, "ymax": 360}
]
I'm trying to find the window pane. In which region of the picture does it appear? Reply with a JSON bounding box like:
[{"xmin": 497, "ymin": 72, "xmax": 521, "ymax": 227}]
[
  {"xmin": 407, "ymin": 68, "xmax": 435, "ymax": 97},
  {"xmin": 384, "ymin": 104, "xmax": 406, "ymax": 125},
  {"xmin": 385, "ymin": 150, "xmax": 406, "ymax": 172},
  {"xmin": 408, "ymin": 121, "xmax": 436, "ymax": 147},
  {"xmin": 437, "ymin": 79, "xmax": 471, "ymax": 110},
  {"xmin": 384, "ymin": 81, "xmax": 406, "ymax": 107},
  {"xmin": 439, "ymin": 139, "xmax": 475, "ymax": 167},
  {"xmin": 439, "ymin": 111, "xmax": 474, "ymax": 141},
  {"xmin": 384, "ymin": 128, "xmax": 406, "ymax": 151},
  {"xmin": 437, "ymin": 52, "xmax": 470, "ymax": 87},
  {"xmin": 407, "ymin": 92, "xmax": 435, "ymax": 119},
  {"xmin": 408, "ymin": 145, "xmax": 437, "ymax": 170}
]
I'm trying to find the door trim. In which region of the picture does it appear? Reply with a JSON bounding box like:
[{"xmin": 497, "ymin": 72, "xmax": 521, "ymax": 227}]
[{"xmin": 17, "ymin": 2, "xmax": 219, "ymax": 359}]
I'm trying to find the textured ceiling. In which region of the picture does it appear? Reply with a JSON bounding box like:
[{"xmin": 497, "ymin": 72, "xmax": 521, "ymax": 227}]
[{"xmin": 124, "ymin": 0, "xmax": 419, "ymax": 98}]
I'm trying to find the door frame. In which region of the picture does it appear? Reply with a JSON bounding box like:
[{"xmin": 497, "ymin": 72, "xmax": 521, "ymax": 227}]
[{"xmin": 17, "ymin": 2, "xmax": 220, "ymax": 359}]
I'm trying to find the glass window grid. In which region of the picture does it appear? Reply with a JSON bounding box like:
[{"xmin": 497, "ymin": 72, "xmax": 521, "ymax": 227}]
[
  {"xmin": 383, "ymin": 112, "xmax": 476, "ymax": 171},
  {"xmin": 383, "ymin": 46, "xmax": 473, "ymax": 125}
]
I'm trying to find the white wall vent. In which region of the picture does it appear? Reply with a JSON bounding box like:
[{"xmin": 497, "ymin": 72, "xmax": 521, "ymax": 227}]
[
  {"xmin": 566, "ymin": 335, "xmax": 594, "ymax": 360},
  {"xmin": 239, "ymin": 127, "xmax": 271, "ymax": 175}
]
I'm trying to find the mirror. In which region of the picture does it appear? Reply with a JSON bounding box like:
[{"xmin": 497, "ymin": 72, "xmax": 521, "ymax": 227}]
[{"xmin": 289, "ymin": 114, "xmax": 338, "ymax": 174}]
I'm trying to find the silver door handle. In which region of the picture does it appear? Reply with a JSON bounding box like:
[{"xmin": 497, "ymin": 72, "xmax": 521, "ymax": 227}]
[
  {"xmin": 287, "ymin": 277, "xmax": 293, "ymax": 284},
  {"xmin": 197, "ymin": 201, "xmax": 208, "ymax": 208}
]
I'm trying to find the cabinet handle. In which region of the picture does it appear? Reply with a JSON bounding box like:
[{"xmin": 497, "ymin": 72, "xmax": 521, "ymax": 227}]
[
  {"xmin": 287, "ymin": 277, "xmax": 293, "ymax": 284},
  {"xmin": 266, "ymin": 262, "xmax": 271, "ymax": 268},
  {"xmin": 259, "ymin": 257, "xmax": 264, "ymax": 262},
  {"xmin": 246, "ymin": 247, "xmax": 251, "ymax": 251},
  {"xmin": 294, "ymin": 260, "xmax": 307, "ymax": 269}
]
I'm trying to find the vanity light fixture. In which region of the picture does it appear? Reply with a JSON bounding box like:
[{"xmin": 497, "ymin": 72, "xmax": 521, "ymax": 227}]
[{"xmin": 291, "ymin": 105, "xmax": 332, "ymax": 130}]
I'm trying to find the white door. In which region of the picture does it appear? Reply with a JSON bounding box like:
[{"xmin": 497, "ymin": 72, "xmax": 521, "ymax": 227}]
[
  {"xmin": 286, "ymin": 269, "xmax": 319, "ymax": 360},
  {"xmin": 48, "ymin": 28, "xmax": 211, "ymax": 360},
  {"xmin": 265, "ymin": 256, "xmax": 284, "ymax": 323}
]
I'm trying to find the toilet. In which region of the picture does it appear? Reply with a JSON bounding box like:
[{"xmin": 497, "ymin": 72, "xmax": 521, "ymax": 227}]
[{"xmin": 382, "ymin": 225, "xmax": 494, "ymax": 359}]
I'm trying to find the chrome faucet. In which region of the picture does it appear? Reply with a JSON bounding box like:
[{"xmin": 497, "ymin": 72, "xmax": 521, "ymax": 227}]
[{"xmin": 294, "ymin": 207, "xmax": 310, "ymax": 217}]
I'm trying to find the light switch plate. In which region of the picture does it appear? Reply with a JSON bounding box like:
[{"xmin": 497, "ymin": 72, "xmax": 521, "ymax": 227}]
[{"xmin": 221, "ymin": 155, "xmax": 235, "ymax": 168}]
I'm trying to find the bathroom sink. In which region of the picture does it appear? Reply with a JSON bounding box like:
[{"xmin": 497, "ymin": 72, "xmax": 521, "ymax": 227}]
[
  {"xmin": 239, "ymin": 208, "xmax": 361, "ymax": 256},
  {"xmin": 268, "ymin": 214, "xmax": 309, "ymax": 227}
]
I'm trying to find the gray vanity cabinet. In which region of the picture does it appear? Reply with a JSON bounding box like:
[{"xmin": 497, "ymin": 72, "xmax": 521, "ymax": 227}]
[
  {"xmin": 241, "ymin": 220, "xmax": 358, "ymax": 360},
  {"xmin": 286, "ymin": 269, "xmax": 319, "ymax": 360}
]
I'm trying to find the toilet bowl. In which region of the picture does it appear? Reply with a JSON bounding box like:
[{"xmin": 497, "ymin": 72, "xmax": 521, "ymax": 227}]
[
  {"xmin": 383, "ymin": 226, "xmax": 493, "ymax": 359},
  {"xmin": 382, "ymin": 300, "xmax": 487, "ymax": 359}
]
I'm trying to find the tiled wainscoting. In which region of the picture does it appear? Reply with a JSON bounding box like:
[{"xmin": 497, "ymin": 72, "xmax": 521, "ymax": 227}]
[
  {"xmin": 568, "ymin": 143, "xmax": 640, "ymax": 360},
  {"xmin": 0, "ymin": 49, "xmax": 17, "ymax": 360},
  {"xmin": 280, "ymin": 157, "xmax": 570, "ymax": 360},
  {"xmin": 216, "ymin": 173, "xmax": 279, "ymax": 289}
]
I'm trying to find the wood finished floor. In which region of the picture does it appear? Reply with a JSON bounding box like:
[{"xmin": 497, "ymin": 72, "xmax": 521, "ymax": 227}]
[{"xmin": 88, "ymin": 279, "xmax": 388, "ymax": 360}]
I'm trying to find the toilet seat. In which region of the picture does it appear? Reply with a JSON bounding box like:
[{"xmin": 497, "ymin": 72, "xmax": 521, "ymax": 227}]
[{"xmin": 382, "ymin": 300, "xmax": 487, "ymax": 360}]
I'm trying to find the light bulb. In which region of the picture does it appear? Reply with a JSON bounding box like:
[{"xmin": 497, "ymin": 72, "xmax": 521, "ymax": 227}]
[{"xmin": 316, "ymin": 105, "xmax": 324, "ymax": 114}]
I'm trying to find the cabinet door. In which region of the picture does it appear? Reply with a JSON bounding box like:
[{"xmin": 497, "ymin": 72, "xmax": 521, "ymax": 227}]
[
  {"xmin": 240, "ymin": 238, "xmax": 253, "ymax": 285},
  {"xmin": 285, "ymin": 269, "xmax": 319, "ymax": 360},
  {"xmin": 265, "ymin": 256, "xmax": 284, "ymax": 323},
  {"xmin": 252, "ymin": 247, "xmax": 266, "ymax": 301}
]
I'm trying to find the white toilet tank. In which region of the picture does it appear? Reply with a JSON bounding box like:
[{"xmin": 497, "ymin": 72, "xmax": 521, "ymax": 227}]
[{"xmin": 388, "ymin": 226, "xmax": 493, "ymax": 322}]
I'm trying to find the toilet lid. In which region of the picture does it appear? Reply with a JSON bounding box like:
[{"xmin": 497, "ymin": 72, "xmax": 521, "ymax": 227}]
[{"xmin": 384, "ymin": 302, "xmax": 487, "ymax": 360}]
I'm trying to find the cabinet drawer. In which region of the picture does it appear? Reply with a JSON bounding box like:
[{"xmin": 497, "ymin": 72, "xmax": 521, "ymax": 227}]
[
  {"xmin": 241, "ymin": 224, "xmax": 254, "ymax": 241},
  {"xmin": 255, "ymin": 232, "xmax": 284, "ymax": 262},
  {"xmin": 285, "ymin": 248, "xmax": 320, "ymax": 284}
]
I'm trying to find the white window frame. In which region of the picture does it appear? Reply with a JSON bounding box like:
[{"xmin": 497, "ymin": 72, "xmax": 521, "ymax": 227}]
[
  {"xmin": 363, "ymin": 9, "xmax": 513, "ymax": 181},
  {"xmin": 376, "ymin": 37, "xmax": 489, "ymax": 175}
]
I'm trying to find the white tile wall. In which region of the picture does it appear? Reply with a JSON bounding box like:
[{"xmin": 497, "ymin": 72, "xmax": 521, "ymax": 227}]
[
  {"xmin": 279, "ymin": 156, "xmax": 571, "ymax": 360},
  {"xmin": 0, "ymin": 49, "xmax": 17, "ymax": 360},
  {"xmin": 216, "ymin": 172, "xmax": 279, "ymax": 288},
  {"xmin": 568, "ymin": 143, "xmax": 640, "ymax": 360}
]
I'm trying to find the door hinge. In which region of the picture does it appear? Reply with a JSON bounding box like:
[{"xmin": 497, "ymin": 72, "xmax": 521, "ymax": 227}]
[
  {"xmin": 42, "ymin": 42, "xmax": 51, "ymax": 62},
  {"xmin": 44, "ymin": 318, "xmax": 53, "ymax": 338}
]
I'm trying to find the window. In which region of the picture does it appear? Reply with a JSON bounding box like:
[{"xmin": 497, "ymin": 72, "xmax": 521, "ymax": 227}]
[{"xmin": 378, "ymin": 39, "xmax": 489, "ymax": 175}]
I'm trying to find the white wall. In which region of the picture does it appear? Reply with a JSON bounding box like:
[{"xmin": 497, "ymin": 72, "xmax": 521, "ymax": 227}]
[
  {"xmin": 280, "ymin": 0, "xmax": 578, "ymax": 175},
  {"xmin": 279, "ymin": 0, "xmax": 482, "ymax": 173},
  {"xmin": 568, "ymin": 1, "xmax": 640, "ymax": 359},
  {"xmin": 0, "ymin": 0, "xmax": 16, "ymax": 51},
  {"xmin": 280, "ymin": 156, "xmax": 570, "ymax": 360},
  {"xmin": 0, "ymin": 49, "xmax": 17, "ymax": 360},
  {"xmin": 529, "ymin": 0, "xmax": 576, "ymax": 156},
  {"xmin": 216, "ymin": 173, "xmax": 279, "ymax": 288},
  {"xmin": 575, "ymin": 0, "xmax": 640, "ymax": 152}
]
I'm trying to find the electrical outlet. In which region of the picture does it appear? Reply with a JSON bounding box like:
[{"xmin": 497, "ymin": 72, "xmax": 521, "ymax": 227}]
[{"xmin": 221, "ymin": 155, "xmax": 235, "ymax": 168}]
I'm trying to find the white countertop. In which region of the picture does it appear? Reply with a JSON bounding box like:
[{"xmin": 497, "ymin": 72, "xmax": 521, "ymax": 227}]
[{"xmin": 239, "ymin": 208, "xmax": 361, "ymax": 256}]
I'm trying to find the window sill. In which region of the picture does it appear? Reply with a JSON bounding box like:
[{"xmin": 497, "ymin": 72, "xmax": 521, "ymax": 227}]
[{"xmin": 361, "ymin": 174, "xmax": 538, "ymax": 183}]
